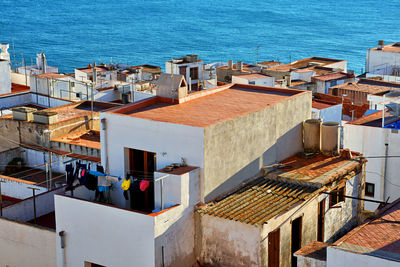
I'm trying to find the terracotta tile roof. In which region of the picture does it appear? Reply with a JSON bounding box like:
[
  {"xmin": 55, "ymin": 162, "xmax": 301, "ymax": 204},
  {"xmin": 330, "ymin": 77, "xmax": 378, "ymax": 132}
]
[
  {"xmin": 266, "ymin": 152, "xmax": 364, "ymax": 187},
  {"xmin": 233, "ymin": 73, "xmax": 271, "ymax": 79},
  {"xmin": 331, "ymin": 79, "xmax": 400, "ymax": 95},
  {"xmin": 198, "ymin": 177, "xmax": 318, "ymax": 225},
  {"xmin": 334, "ymin": 198, "xmax": 400, "ymax": 261},
  {"xmin": 108, "ymin": 84, "xmax": 307, "ymax": 128},
  {"xmin": 0, "ymin": 83, "xmax": 30, "ymax": 97},
  {"xmin": 294, "ymin": 241, "xmax": 327, "ymax": 260},
  {"xmin": 51, "ymin": 130, "xmax": 100, "ymax": 149}
]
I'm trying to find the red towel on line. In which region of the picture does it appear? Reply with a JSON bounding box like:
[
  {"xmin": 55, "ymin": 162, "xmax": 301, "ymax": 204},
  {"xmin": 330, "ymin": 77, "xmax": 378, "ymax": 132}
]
[{"xmin": 140, "ymin": 180, "xmax": 150, "ymax": 191}]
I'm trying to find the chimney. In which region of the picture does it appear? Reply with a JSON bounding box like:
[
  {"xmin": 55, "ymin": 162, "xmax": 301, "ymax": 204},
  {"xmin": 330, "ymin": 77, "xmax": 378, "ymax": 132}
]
[
  {"xmin": 33, "ymin": 110, "xmax": 58, "ymax": 125},
  {"xmin": 378, "ymin": 40, "xmax": 384, "ymax": 50},
  {"xmin": 0, "ymin": 44, "xmax": 10, "ymax": 62},
  {"xmin": 12, "ymin": 107, "xmax": 37, "ymax": 121},
  {"xmin": 42, "ymin": 53, "xmax": 47, "ymax": 73},
  {"xmin": 228, "ymin": 60, "xmax": 233, "ymax": 70},
  {"xmin": 237, "ymin": 61, "xmax": 243, "ymax": 71}
]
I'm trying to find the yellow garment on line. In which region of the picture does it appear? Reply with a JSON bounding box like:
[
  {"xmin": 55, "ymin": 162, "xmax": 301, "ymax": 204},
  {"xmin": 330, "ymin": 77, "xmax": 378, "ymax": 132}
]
[{"xmin": 121, "ymin": 178, "xmax": 131, "ymax": 190}]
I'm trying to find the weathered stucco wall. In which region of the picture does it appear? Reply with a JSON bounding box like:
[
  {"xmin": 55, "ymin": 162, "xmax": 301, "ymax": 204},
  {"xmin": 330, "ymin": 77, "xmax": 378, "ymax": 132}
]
[
  {"xmin": 203, "ymin": 91, "xmax": 311, "ymax": 202},
  {"xmin": 261, "ymin": 194, "xmax": 319, "ymax": 267},
  {"xmin": 0, "ymin": 217, "xmax": 56, "ymax": 267},
  {"xmin": 198, "ymin": 214, "xmax": 262, "ymax": 267},
  {"xmin": 321, "ymin": 173, "xmax": 363, "ymax": 242}
]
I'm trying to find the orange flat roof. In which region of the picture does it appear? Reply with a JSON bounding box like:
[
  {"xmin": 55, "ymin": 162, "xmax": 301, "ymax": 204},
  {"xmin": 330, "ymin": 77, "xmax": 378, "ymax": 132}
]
[{"xmin": 107, "ymin": 84, "xmax": 308, "ymax": 128}]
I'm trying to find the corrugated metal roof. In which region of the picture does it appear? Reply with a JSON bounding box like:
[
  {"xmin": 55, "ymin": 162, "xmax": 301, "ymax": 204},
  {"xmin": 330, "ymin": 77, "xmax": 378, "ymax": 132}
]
[{"xmin": 199, "ymin": 177, "xmax": 318, "ymax": 225}]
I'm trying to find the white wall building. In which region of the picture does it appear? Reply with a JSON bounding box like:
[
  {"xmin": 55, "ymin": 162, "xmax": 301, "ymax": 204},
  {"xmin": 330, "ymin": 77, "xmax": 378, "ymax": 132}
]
[
  {"xmin": 51, "ymin": 83, "xmax": 311, "ymax": 266},
  {"xmin": 17, "ymin": 53, "xmax": 58, "ymax": 75},
  {"xmin": 232, "ymin": 73, "xmax": 275, "ymax": 87},
  {"xmin": 165, "ymin": 55, "xmax": 217, "ymax": 91},
  {"xmin": 0, "ymin": 59, "xmax": 11, "ymax": 95},
  {"xmin": 344, "ymin": 111, "xmax": 400, "ymax": 211},
  {"xmin": 366, "ymin": 41, "xmax": 400, "ymax": 75}
]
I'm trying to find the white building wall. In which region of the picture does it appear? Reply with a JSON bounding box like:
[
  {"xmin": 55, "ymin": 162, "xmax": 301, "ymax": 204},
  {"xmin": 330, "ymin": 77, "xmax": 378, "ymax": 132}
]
[
  {"xmin": 327, "ymin": 246, "xmax": 400, "ymax": 267},
  {"xmin": 0, "ymin": 60, "xmax": 11, "ymax": 94},
  {"xmin": 0, "ymin": 175, "xmax": 44, "ymax": 199},
  {"xmin": 231, "ymin": 76, "xmax": 275, "ymax": 87},
  {"xmin": 55, "ymin": 195, "xmax": 156, "ymax": 267},
  {"xmin": 0, "ymin": 217, "xmax": 56, "ymax": 267},
  {"xmin": 325, "ymin": 60, "xmax": 347, "ymax": 72},
  {"xmin": 100, "ymin": 112, "xmax": 204, "ymax": 207},
  {"xmin": 312, "ymin": 104, "xmax": 342, "ymax": 124},
  {"xmin": 344, "ymin": 124, "xmax": 400, "ymax": 210},
  {"xmin": 11, "ymin": 71, "xmax": 30, "ymax": 86},
  {"xmin": 367, "ymin": 49, "xmax": 400, "ymax": 74}
]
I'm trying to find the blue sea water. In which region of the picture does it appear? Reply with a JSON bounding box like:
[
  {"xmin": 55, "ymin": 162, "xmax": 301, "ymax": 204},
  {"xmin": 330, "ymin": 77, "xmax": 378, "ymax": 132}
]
[{"xmin": 0, "ymin": 0, "xmax": 399, "ymax": 73}]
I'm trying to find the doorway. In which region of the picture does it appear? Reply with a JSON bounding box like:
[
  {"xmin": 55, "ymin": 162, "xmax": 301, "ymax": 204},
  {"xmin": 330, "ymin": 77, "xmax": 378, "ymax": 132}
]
[
  {"xmin": 128, "ymin": 148, "xmax": 156, "ymax": 213},
  {"xmin": 268, "ymin": 228, "xmax": 280, "ymax": 267},
  {"xmin": 317, "ymin": 200, "xmax": 325, "ymax": 242},
  {"xmin": 291, "ymin": 216, "xmax": 302, "ymax": 267}
]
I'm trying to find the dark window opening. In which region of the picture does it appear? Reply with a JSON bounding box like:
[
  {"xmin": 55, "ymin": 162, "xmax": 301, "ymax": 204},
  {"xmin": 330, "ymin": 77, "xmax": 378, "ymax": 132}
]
[
  {"xmin": 365, "ymin": 182, "xmax": 375, "ymax": 197},
  {"xmin": 128, "ymin": 148, "xmax": 156, "ymax": 213},
  {"xmin": 317, "ymin": 200, "xmax": 325, "ymax": 242},
  {"xmin": 190, "ymin": 67, "xmax": 199, "ymax": 80},
  {"xmin": 179, "ymin": 66, "xmax": 187, "ymax": 76},
  {"xmin": 330, "ymin": 183, "xmax": 346, "ymax": 207}
]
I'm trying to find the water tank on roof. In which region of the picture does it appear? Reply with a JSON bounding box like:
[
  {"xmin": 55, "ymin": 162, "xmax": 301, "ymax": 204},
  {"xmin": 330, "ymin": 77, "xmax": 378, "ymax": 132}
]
[
  {"xmin": 321, "ymin": 121, "xmax": 340, "ymax": 156},
  {"xmin": 303, "ymin": 119, "xmax": 321, "ymax": 153}
]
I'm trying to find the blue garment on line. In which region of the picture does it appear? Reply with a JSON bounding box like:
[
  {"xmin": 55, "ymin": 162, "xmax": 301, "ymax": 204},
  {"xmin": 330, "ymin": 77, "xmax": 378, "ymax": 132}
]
[
  {"xmin": 98, "ymin": 186, "xmax": 109, "ymax": 192},
  {"xmin": 89, "ymin": 170, "xmax": 106, "ymax": 176}
]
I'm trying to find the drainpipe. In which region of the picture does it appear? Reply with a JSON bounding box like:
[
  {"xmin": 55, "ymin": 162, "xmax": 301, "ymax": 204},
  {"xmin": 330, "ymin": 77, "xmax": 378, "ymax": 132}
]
[
  {"xmin": 101, "ymin": 118, "xmax": 109, "ymax": 173},
  {"xmin": 383, "ymin": 143, "xmax": 389, "ymax": 202},
  {"xmin": 59, "ymin": 231, "xmax": 66, "ymax": 267}
]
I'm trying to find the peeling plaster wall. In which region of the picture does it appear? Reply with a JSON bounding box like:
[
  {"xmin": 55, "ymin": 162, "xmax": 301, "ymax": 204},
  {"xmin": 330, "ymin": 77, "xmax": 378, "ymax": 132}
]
[
  {"xmin": 198, "ymin": 214, "xmax": 262, "ymax": 267},
  {"xmin": 261, "ymin": 196, "xmax": 319, "ymax": 267},
  {"xmin": 321, "ymin": 173, "xmax": 362, "ymax": 242}
]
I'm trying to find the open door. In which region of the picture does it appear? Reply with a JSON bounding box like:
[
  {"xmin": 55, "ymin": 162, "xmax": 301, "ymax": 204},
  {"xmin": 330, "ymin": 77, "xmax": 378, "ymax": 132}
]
[
  {"xmin": 317, "ymin": 200, "xmax": 325, "ymax": 242},
  {"xmin": 291, "ymin": 216, "xmax": 302, "ymax": 267},
  {"xmin": 128, "ymin": 148, "xmax": 156, "ymax": 213},
  {"xmin": 268, "ymin": 228, "xmax": 280, "ymax": 267}
]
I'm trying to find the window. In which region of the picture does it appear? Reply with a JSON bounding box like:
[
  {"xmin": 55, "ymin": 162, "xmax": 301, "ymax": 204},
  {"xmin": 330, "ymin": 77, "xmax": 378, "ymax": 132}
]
[
  {"xmin": 85, "ymin": 262, "xmax": 106, "ymax": 267},
  {"xmin": 189, "ymin": 67, "xmax": 199, "ymax": 80},
  {"xmin": 365, "ymin": 182, "xmax": 375, "ymax": 197},
  {"xmin": 330, "ymin": 183, "xmax": 346, "ymax": 207},
  {"xmin": 76, "ymin": 92, "xmax": 82, "ymax": 98},
  {"xmin": 249, "ymin": 81, "xmax": 256, "ymax": 85}
]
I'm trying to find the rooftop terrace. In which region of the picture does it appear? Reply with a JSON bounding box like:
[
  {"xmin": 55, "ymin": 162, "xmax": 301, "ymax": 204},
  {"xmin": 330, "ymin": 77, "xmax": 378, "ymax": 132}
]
[{"xmin": 107, "ymin": 84, "xmax": 307, "ymax": 127}]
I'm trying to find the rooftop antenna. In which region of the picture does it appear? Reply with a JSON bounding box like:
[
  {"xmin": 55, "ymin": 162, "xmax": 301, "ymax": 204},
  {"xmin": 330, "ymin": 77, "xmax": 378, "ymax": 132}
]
[
  {"xmin": 171, "ymin": 57, "xmax": 174, "ymax": 103},
  {"xmin": 12, "ymin": 39, "xmax": 16, "ymax": 71},
  {"xmin": 255, "ymin": 46, "xmax": 260, "ymax": 64}
]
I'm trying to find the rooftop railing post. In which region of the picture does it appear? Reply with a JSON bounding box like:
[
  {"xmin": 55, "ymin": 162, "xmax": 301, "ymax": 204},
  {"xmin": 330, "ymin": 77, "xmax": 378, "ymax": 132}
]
[{"xmin": 28, "ymin": 187, "xmax": 40, "ymax": 224}]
